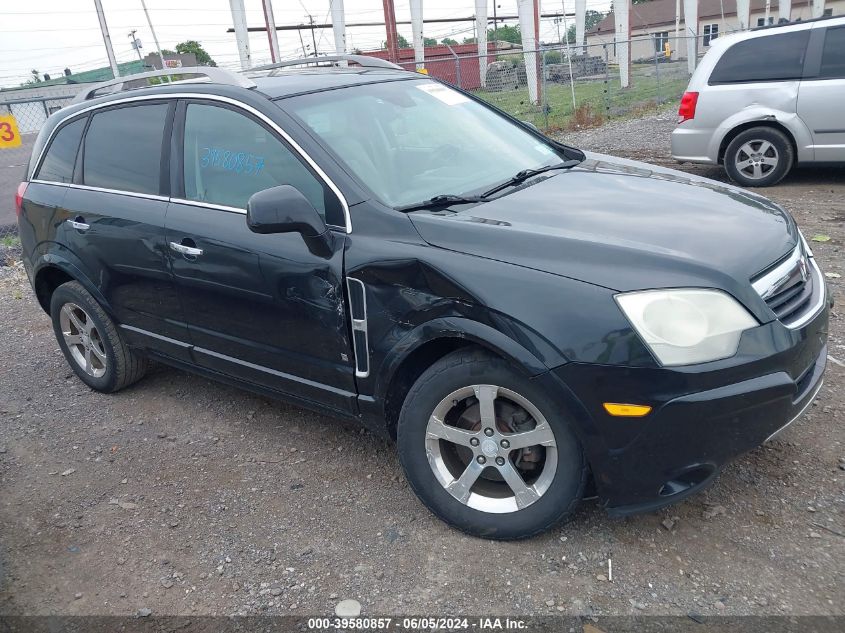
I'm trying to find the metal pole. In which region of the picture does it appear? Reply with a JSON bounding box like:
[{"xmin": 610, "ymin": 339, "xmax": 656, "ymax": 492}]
[
  {"xmin": 229, "ymin": 0, "xmax": 252, "ymax": 69},
  {"xmin": 128, "ymin": 30, "xmax": 144, "ymax": 62},
  {"xmin": 140, "ymin": 0, "xmax": 166, "ymax": 69},
  {"xmin": 561, "ymin": 5, "xmax": 577, "ymax": 115},
  {"xmin": 93, "ymin": 0, "xmax": 120, "ymax": 78},
  {"xmin": 382, "ymin": 0, "xmax": 400, "ymax": 63},
  {"xmin": 309, "ymin": 15, "xmax": 319, "ymax": 56},
  {"xmin": 654, "ymin": 36, "xmax": 661, "ymax": 103},
  {"xmin": 446, "ymin": 44, "xmax": 461, "ymax": 88},
  {"xmin": 262, "ymin": 0, "xmax": 281, "ymax": 63}
]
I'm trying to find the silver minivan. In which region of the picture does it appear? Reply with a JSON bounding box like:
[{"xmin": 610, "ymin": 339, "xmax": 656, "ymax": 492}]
[{"xmin": 671, "ymin": 16, "xmax": 845, "ymax": 187}]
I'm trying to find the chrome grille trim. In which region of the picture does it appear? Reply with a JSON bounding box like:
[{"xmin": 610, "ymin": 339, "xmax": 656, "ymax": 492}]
[{"xmin": 752, "ymin": 242, "xmax": 826, "ymax": 329}]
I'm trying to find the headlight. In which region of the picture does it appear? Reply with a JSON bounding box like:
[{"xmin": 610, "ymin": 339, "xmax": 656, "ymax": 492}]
[{"xmin": 615, "ymin": 289, "xmax": 758, "ymax": 366}]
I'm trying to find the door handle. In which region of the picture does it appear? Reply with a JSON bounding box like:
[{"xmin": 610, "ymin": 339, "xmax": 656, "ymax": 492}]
[
  {"xmin": 67, "ymin": 218, "xmax": 89, "ymax": 231},
  {"xmin": 169, "ymin": 241, "xmax": 203, "ymax": 257}
]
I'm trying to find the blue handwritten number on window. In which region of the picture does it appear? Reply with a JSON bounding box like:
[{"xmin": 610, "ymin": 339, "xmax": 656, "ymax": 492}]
[{"xmin": 200, "ymin": 147, "xmax": 264, "ymax": 176}]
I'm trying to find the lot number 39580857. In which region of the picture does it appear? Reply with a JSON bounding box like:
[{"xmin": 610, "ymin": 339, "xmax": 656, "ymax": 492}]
[{"xmin": 0, "ymin": 115, "xmax": 22, "ymax": 149}]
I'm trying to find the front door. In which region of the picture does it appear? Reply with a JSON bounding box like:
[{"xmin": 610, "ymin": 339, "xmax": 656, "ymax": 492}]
[
  {"xmin": 165, "ymin": 99, "xmax": 356, "ymax": 413},
  {"xmin": 799, "ymin": 25, "xmax": 845, "ymax": 162}
]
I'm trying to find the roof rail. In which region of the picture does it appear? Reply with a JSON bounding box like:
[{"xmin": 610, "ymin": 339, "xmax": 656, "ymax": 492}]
[
  {"xmin": 71, "ymin": 67, "xmax": 257, "ymax": 103},
  {"xmin": 250, "ymin": 54, "xmax": 404, "ymax": 72}
]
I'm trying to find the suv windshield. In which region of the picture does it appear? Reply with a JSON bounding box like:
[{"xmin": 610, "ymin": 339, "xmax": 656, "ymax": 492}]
[{"xmin": 284, "ymin": 78, "xmax": 580, "ymax": 208}]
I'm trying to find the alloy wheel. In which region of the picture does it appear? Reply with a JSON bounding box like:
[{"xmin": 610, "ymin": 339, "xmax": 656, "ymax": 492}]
[
  {"xmin": 735, "ymin": 140, "xmax": 779, "ymax": 181},
  {"xmin": 425, "ymin": 384, "xmax": 558, "ymax": 513},
  {"xmin": 59, "ymin": 302, "xmax": 107, "ymax": 378}
]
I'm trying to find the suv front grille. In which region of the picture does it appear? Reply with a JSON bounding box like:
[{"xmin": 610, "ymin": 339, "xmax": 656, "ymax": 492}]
[{"xmin": 752, "ymin": 242, "xmax": 823, "ymax": 329}]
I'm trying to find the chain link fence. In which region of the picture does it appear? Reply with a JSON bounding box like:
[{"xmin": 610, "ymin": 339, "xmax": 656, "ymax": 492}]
[
  {"xmin": 397, "ymin": 34, "xmax": 700, "ymax": 133},
  {"xmin": 0, "ymin": 96, "xmax": 73, "ymax": 256}
]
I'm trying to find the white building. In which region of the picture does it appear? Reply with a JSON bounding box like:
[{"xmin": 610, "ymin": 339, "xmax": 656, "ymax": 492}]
[{"xmin": 586, "ymin": 0, "xmax": 844, "ymax": 62}]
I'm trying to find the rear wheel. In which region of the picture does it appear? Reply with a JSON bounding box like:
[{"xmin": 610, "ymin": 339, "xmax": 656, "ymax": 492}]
[
  {"xmin": 397, "ymin": 349, "xmax": 587, "ymax": 540},
  {"xmin": 50, "ymin": 281, "xmax": 148, "ymax": 393},
  {"xmin": 724, "ymin": 126, "xmax": 793, "ymax": 187}
]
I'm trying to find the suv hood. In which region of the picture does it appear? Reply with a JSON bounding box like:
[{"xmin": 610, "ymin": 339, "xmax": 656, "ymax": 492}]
[{"xmin": 409, "ymin": 153, "xmax": 797, "ymax": 313}]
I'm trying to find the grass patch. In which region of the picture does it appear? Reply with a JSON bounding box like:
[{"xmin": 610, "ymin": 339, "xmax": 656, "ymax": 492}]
[
  {"xmin": 1, "ymin": 235, "xmax": 21, "ymax": 249},
  {"xmin": 473, "ymin": 60, "xmax": 690, "ymax": 132}
]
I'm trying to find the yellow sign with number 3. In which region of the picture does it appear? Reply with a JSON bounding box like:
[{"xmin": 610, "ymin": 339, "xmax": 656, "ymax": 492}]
[{"xmin": 0, "ymin": 114, "xmax": 22, "ymax": 149}]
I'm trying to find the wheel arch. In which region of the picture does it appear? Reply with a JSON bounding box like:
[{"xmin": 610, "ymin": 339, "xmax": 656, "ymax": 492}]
[
  {"xmin": 717, "ymin": 118, "xmax": 799, "ymax": 164},
  {"xmin": 376, "ymin": 317, "xmax": 554, "ymax": 439},
  {"xmin": 32, "ymin": 254, "xmax": 110, "ymax": 317}
]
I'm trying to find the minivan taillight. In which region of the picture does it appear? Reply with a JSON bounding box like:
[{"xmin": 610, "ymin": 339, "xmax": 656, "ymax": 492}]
[
  {"xmin": 15, "ymin": 182, "xmax": 28, "ymax": 217},
  {"xmin": 677, "ymin": 91, "xmax": 699, "ymax": 123}
]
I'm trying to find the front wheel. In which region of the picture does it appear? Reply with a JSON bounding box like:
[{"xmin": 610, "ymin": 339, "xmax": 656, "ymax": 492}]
[{"xmin": 397, "ymin": 349, "xmax": 587, "ymax": 540}]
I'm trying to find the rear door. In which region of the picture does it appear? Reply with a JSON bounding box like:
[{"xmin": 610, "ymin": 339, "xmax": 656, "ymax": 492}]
[
  {"xmin": 165, "ymin": 99, "xmax": 356, "ymax": 413},
  {"xmin": 60, "ymin": 99, "xmax": 191, "ymax": 361},
  {"xmin": 798, "ymin": 24, "xmax": 845, "ymax": 162}
]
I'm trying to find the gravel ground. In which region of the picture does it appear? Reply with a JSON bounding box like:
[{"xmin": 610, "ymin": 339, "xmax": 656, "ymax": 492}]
[{"xmin": 1, "ymin": 112, "xmax": 843, "ymax": 619}]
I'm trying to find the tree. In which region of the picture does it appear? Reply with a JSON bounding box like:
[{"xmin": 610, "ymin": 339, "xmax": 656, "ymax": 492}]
[
  {"xmin": 397, "ymin": 34, "xmax": 411, "ymax": 48},
  {"xmin": 564, "ymin": 10, "xmax": 605, "ymax": 43},
  {"xmin": 423, "ymin": 36, "xmax": 437, "ymax": 47},
  {"xmin": 488, "ymin": 24, "xmax": 521, "ymax": 44},
  {"xmin": 441, "ymin": 37, "xmax": 458, "ymax": 45},
  {"xmin": 174, "ymin": 40, "xmax": 217, "ymax": 66}
]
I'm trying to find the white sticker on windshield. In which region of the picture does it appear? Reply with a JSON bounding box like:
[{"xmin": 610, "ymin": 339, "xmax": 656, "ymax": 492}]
[{"xmin": 416, "ymin": 82, "xmax": 470, "ymax": 105}]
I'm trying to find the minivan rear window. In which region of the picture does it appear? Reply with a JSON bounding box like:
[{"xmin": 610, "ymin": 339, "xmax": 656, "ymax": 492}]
[
  {"xmin": 82, "ymin": 103, "xmax": 168, "ymax": 195},
  {"xmin": 36, "ymin": 117, "xmax": 86, "ymax": 184},
  {"xmin": 709, "ymin": 30, "xmax": 810, "ymax": 84}
]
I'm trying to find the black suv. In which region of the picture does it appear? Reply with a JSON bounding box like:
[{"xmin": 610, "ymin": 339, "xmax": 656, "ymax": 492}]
[{"xmin": 17, "ymin": 58, "xmax": 829, "ymax": 539}]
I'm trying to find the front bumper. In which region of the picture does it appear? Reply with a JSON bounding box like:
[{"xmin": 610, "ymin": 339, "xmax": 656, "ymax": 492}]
[{"xmin": 554, "ymin": 296, "xmax": 830, "ymax": 516}]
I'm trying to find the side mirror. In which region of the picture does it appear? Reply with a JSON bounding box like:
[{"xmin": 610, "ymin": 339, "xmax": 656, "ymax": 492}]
[
  {"xmin": 246, "ymin": 185, "xmax": 334, "ymax": 257},
  {"xmin": 247, "ymin": 185, "xmax": 327, "ymax": 237},
  {"xmin": 521, "ymin": 120, "xmax": 540, "ymax": 133}
]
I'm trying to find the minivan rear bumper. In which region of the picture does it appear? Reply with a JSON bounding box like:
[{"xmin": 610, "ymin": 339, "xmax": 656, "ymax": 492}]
[
  {"xmin": 671, "ymin": 124, "xmax": 718, "ymax": 164},
  {"xmin": 553, "ymin": 295, "xmax": 829, "ymax": 515}
]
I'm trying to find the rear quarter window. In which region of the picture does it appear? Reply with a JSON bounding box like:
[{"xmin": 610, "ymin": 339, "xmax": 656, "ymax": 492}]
[
  {"xmin": 819, "ymin": 26, "xmax": 845, "ymax": 79},
  {"xmin": 35, "ymin": 117, "xmax": 86, "ymax": 183},
  {"xmin": 709, "ymin": 30, "xmax": 811, "ymax": 84}
]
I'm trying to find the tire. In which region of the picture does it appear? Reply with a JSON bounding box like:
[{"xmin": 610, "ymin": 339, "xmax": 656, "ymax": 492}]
[
  {"xmin": 724, "ymin": 126, "xmax": 794, "ymax": 187},
  {"xmin": 397, "ymin": 348, "xmax": 587, "ymax": 540},
  {"xmin": 50, "ymin": 281, "xmax": 148, "ymax": 393}
]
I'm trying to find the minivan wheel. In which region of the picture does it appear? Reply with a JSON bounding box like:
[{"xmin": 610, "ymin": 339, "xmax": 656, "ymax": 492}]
[
  {"xmin": 50, "ymin": 281, "xmax": 148, "ymax": 393},
  {"xmin": 397, "ymin": 349, "xmax": 587, "ymax": 540},
  {"xmin": 724, "ymin": 127, "xmax": 793, "ymax": 187}
]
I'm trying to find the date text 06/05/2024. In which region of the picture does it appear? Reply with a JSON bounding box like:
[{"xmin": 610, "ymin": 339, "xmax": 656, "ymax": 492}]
[{"xmin": 306, "ymin": 617, "xmax": 529, "ymax": 630}]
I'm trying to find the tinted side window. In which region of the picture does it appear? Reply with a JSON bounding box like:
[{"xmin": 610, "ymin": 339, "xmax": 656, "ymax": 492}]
[
  {"xmin": 83, "ymin": 103, "xmax": 168, "ymax": 195},
  {"xmin": 709, "ymin": 31, "xmax": 810, "ymax": 84},
  {"xmin": 819, "ymin": 26, "xmax": 845, "ymax": 79},
  {"xmin": 36, "ymin": 117, "xmax": 86, "ymax": 183},
  {"xmin": 182, "ymin": 103, "xmax": 341, "ymax": 224}
]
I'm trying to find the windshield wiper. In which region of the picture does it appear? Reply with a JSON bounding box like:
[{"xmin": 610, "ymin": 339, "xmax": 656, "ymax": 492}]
[
  {"xmin": 480, "ymin": 159, "xmax": 581, "ymax": 198},
  {"xmin": 395, "ymin": 194, "xmax": 486, "ymax": 213}
]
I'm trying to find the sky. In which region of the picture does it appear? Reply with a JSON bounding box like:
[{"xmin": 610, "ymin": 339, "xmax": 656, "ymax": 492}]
[{"xmin": 0, "ymin": 0, "xmax": 612, "ymax": 89}]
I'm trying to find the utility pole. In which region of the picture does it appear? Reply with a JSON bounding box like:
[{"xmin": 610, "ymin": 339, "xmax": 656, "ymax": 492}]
[
  {"xmin": 93, "ymin": 0, "xmax": 120, "ymax": 78},
  {"xmin": 229, "ymin": 0, "xmax": 252, "ymax": 69},
  {"xmin": 128, "ymin": 29, "xmax": 144, "ymax": 62},
  {"xmin": 140, "ymin": 0, "xmax": 166, "ymax": 69},
  {"xmin": 382, "ymin": 0, "xmax": 400, "ymax": 63},
  {"xmin": 261, "ymin": 0, "xmax": 281, "ymax": 63},
  {"xmin": 308, "ymin": 15, "xmax": 319, "ymax": 57},
  {"xmin": 298, "ymin": 27, "xmax": 307, "ymax": 57}
]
